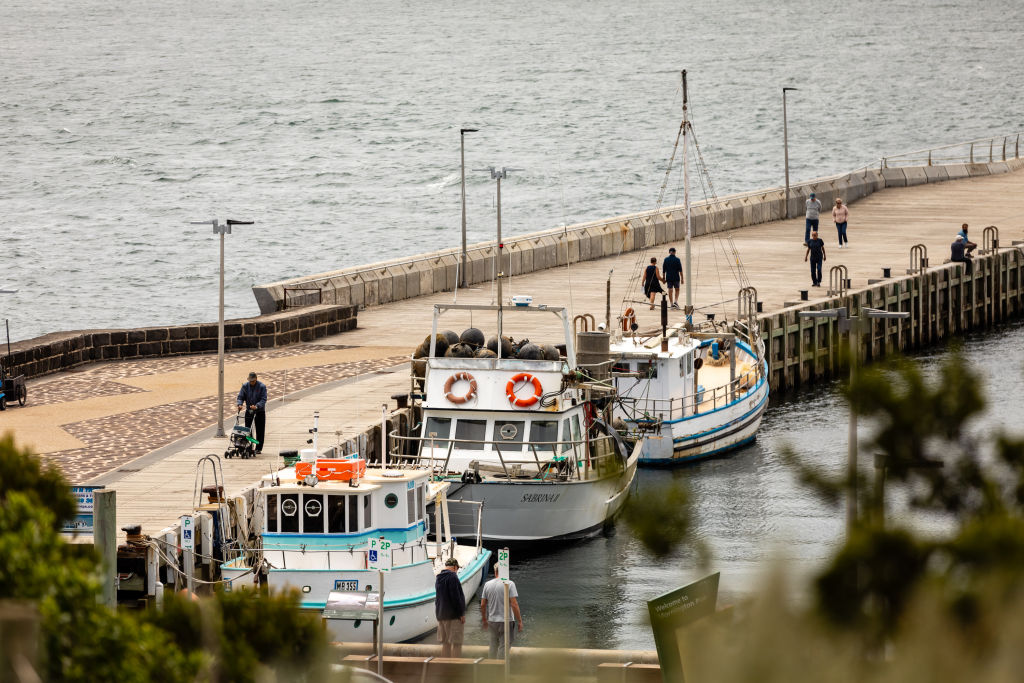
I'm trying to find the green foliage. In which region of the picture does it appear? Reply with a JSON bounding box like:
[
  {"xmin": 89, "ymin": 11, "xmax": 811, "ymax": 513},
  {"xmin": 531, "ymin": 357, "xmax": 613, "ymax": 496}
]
[{"xmin": 0, "ymin": 433, "xmax": 330, "ymax": 682}]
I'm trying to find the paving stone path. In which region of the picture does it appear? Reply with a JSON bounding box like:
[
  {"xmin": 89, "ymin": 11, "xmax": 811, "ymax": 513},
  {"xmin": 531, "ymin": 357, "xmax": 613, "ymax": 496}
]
[{"xmin": 37, "ymin": 353, "xmax": 406, "ymax": 482}]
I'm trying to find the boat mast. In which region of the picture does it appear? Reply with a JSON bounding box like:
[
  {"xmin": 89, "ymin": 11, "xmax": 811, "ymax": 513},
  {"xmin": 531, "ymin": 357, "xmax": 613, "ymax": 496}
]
[{"xmin": 682, "ymin": 70, "xmax": 692, "ymax": 326}]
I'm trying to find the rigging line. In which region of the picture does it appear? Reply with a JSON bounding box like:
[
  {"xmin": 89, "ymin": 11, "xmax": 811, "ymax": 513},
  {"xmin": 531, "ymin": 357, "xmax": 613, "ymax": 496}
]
[{"xmin": 557, "ymin": 158, "xmax": 575, "ymax": 321}]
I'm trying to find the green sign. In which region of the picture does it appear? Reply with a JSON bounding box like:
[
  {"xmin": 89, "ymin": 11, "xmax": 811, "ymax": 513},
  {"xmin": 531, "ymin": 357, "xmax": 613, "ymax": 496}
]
[{"xmin": 647, "ymin": 572, "xmax": 720, "ymax": 683}]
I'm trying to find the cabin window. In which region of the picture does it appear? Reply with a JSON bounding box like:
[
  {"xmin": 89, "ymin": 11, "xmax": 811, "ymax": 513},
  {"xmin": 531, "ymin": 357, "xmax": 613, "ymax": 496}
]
[
  {"xmin": 571, "ymin": 415, "xmax": 582, "ymax": 444},
  {"xmin": 561, "ymin": 418, "xmax": 573, "ymax": 452},
  {"xmin": 266, "ymin": 494, "xmax": 278, "ymax": 532},
  {"xmin": 363, "ymin": 494, "xmax": 372, "ymax": 529},
  {"xmin": 455, "ymin": 419, "xmax": 487, "ymax": 447},
  {"xmin": 407, "ymin": 488, "xmax": 416, "ymax": 525},
  {"xmin": 612, "ymin": 361, "xmax": 631, "ymax": 374},
  {"xmin": 530, "ymin": 421, "xmax": 558, "ymax": 454},
  {"xmin": 328, "ymin": 495, "xmax": 347, "ymax": 533},
  {"xmin": 680, "ymin": 355, "xmax": 692, "ymax": 376},
  {"xmin": 493, "ymin": 419, "xmax": 525, "ymax": 455},
  {"xmin": 424, "ymin": 417, "xmax": 451, "ymax": 440},
  {"xmin": 347, "ymin": 495, "xmax": 359, "ymax": 533},
  {"xmin": 280, "ymin": 494, "xmax": 299, "ymax": 533},
  {"xmin": 385, "ymin": 493, "xmax": 399, "ymax": 509},
  {"xmin": 417, "ymin": 485, "xmax": 424, "ymax": 520},
  {"xmin": 303, "ymin": 494, "xmax": 324, "ymax": 534},
  {"xmin": 636, "ymin": 361, "xmax": 658, "ymax": 379}
]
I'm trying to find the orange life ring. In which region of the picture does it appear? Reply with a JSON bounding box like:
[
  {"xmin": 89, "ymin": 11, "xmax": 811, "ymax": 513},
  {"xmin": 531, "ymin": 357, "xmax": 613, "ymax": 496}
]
[
  {"xmin": 621, "ymin": 307, "xmax": 636, "ymax": 332},
  {"xmin": 444, "ymin": 372, "xmax": 478, "ymax": 404},
  {"xmin": 506, "ymin": 373, "xmax": 542, "ymax": 408}
]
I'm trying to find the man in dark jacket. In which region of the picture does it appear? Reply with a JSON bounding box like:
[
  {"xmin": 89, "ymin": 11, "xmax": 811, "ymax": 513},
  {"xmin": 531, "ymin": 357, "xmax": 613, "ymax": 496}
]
[
  {"xmin": 236, "ymin": 372, "xmax": 268, "ymax": 454},
  {"xmin": 435, "ymin": 557, "xmax": 466, "ymax": 657}
]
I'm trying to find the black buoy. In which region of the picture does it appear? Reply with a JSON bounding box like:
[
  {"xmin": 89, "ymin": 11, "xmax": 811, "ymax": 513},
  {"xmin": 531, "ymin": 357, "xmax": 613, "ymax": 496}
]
[
  {"xmin": 475, "ymin": 348, "xmax": 498, "ymax": 358},
  {"xmin": 540, "ymin": 344, "xmax": 560, "ymax": 361},
  {"xmin": 516, "ymin": 343, "xmax": 544, "ymax": 360},
  {"xmin": 460, "ymin": 327, "xmax": 485, "ymax": 349},
  {"xmin": 445, "ymin": 343, "xmax": 476, "ymax": 358},
  {"xmin": 486, "ymin": 335, "xmax": 515, "ymax": 358},
  {"xmin": 422, "ymin": 333, "xmax": 449, "ymax": 357},
  {"xmin": 442, "ymin": 330, "xmax": 460, "ymax": 346}
]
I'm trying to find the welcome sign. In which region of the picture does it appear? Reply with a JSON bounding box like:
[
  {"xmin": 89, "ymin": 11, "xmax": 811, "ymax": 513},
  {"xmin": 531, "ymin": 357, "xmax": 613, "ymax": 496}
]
[{"xmin": 647, "ymin": 572, "xmax": 720, "ymax": 683}]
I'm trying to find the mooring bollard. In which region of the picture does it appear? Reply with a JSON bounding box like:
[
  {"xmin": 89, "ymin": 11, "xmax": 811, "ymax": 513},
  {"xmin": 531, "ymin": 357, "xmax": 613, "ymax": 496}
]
[
  {"xmin": 800, "ymin": 290, "xmax": 809, "ymax": 301},
  {"xmin": 882, "ymin": 267, "xmax": 892, "ymax": 278}
]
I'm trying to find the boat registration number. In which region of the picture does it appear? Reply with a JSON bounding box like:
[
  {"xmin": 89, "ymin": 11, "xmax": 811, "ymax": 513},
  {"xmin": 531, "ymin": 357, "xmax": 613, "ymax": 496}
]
[{"xmin": 334, "ymin": 579, "xmax": 359, "ymax": 591}]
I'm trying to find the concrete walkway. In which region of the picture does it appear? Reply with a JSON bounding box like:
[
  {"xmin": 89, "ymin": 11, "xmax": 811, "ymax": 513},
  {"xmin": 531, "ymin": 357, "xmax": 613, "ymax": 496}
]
[{"xmin": 4, "ymin": 167, "xmax": 1023, "ymax": 535}]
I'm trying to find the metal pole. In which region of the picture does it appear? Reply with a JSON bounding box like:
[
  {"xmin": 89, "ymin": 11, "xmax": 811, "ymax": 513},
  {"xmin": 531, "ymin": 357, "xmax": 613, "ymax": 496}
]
[
  {"xmin": 216, "ymin": 221, "xmax": 226, "ymax": 438},
  {"xmin": 605, "ymin": 273, "xmax": 612, "ymax": 330},
  {"xmin": 377, "ymin": 570, "xmax": 384, "ymax": 678},
  {"xmin": 682, "ymin": 71, "xmax": 692, "ymax": 326},
  {"xmin": 94, "ymin": 489, "xmax": 117, "ymax": 608},
  {"xmin": 503, "ymin": 581, "xmax": 511, "ymax": 680},
  {"xmin": 496, "ymin": 174, "xmax": 504, "ymax": 342},
  {"xmin": 381, "ymin": 404, "xmax": 388, "ymax": 468},
  {"xmin": 783, "ymin": 89, "xmax": 790, "ymax": 219}
]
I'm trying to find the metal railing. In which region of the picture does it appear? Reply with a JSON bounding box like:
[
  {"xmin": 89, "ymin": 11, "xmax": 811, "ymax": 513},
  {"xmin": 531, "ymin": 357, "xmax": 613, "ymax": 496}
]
[
  {"xmin": 619, "ymin": 365, "xmax": 763, "ymax": 422},
  {"xmin": 388, "ymin": 432, "xmax": 624, "ymax": 482},
  {"xmin": 882, "ymin": 132, "xmax": 1023, "ymax": 168}
]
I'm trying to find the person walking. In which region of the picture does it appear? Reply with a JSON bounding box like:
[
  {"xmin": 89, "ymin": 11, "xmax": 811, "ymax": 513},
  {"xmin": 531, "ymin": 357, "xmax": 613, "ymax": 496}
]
[
  {"xmin": 832, "ymin": 198, "xmax": 849, "ymax": 248},
  {"xmin": 804, "ymin": 192, "xmax": 823, "ymax": 245},
  {"xmin": 642, "ymin": 257, "xmax": 665, "ymax": 310},
  {"xmin": 480, "ymin": 563, "xmax": 524, "ymax": 659},
  {"xmin": 804, "ymin": 230, "xmax": 826, "ymax": 287},
  {"xmin": 662, "ymin": 247, "xmax": 683, "ymax": 309},
  {"xmin": 236, "ymin": 372, "xmax": 267, "ymax": 453},
  {"xmin": 435, "ymin": 557, "xmax": 467, "ymax": 658}
]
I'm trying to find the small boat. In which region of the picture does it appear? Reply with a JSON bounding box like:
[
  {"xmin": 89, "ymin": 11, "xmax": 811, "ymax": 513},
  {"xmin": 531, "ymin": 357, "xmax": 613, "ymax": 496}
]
[
  {"xmin": 605, "ymin": 70, "xmax": 770, "ymax": 465},
  {"xmin": 391, "ymin": 302, "xmax": 640, "ymax": 544},
  {"xmin": 220, "ymin": 455, "xmax": 490, "ymax": 642}
]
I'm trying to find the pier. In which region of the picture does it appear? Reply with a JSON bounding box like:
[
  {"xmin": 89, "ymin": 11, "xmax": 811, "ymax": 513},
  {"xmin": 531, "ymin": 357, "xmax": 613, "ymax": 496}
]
[{"xmin": 4, "ymin": 139, "xmax": 1024, "ymax": 680}]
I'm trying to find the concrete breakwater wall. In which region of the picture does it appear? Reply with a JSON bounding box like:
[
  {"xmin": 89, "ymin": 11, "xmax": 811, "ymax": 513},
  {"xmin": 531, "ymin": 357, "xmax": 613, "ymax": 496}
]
[
  {"xmin": 764, "ymin": 244, "xmax": 1024, "ymax": 392},
  {"xmin": 253, "ymin": 157, "xmax": 1024, "ymax": 314},
  {"xmin": 2, "ymin": 304, "xmax": 357, "ymax": 382}
]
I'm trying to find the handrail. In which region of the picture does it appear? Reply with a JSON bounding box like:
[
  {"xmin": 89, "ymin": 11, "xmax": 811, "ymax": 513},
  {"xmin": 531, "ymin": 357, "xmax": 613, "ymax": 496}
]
[{"xmin": 882, "ymin": 131, "xmax": 1023, "ymax": 168}]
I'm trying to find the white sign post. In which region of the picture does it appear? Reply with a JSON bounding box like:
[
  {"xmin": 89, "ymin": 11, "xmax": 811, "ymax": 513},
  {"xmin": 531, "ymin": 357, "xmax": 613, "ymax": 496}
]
[
  {"xmin": 368, "ymin": 537, "xmax": 393, "ymax": 677},
  {"xmin": 498, "ymin": 547, "xmax": 511, "ymax": 678},
  {"xmin": 180, "ymin": 515, "xmax": 195, "ymax": 597}
]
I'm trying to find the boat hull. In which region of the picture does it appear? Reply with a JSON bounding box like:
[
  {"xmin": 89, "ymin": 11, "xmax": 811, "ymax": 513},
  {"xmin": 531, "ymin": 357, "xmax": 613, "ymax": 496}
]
[{"xmin": 433, "ymin": 455, "xmax": 638, "ymax": 543}]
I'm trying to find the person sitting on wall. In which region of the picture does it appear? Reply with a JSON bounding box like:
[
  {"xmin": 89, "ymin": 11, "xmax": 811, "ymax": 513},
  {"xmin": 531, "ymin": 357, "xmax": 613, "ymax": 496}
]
[
  {"xmin": 958, "ymin": 223, "xmax": 978, "ymax": 255},
  {"xmin": 951, "ymin": 235, "xmax": 973, "ymax": 274}
]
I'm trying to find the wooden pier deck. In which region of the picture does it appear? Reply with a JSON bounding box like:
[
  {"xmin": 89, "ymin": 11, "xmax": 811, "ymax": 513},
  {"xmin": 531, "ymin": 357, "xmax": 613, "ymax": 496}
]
[{"xmin": 6, "ymin": 166, "xmax": 1024, "ymax": 537}]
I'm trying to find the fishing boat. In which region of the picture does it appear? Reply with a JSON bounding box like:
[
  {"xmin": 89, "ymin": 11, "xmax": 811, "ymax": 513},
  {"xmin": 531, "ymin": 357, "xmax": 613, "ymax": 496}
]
[
  {"xmin": 390, "ymin": 302, "xmax": 640, "ymax": 544},
  {"xmin": 605, "ymin": 71, "xmax": 770, "ymax": 465},
  {"xmin": 220, "ymin": 454, "xmax": 490, "ymax": 642}
]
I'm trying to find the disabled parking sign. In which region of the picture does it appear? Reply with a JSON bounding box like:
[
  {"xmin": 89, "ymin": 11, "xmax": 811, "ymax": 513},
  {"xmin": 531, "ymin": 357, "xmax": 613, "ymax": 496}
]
[{"xmin": 368, "ymin": 537, "xmax": 392, "ymax": 571}]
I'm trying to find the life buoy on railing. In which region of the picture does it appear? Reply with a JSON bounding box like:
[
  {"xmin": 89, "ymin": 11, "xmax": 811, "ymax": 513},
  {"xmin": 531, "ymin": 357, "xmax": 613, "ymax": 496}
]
[
  {"xmin": 621, "ymin": 307, "xmax": 637, "ymax": 332},
  {"xmin": 506, "ymin": 373, "xmax": 542, "ymax": 408},
  {"xmin": 444, "ymin": 372, "xmax": 478, "ymax": 404}
]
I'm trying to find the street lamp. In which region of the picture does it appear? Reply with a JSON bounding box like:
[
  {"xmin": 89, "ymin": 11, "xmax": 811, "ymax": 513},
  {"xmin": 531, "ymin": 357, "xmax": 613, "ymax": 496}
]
[
  {"xmin": 460, "ymin": 128, "xmax": 479, "ymax": 288},
  {"xmin": 189, "ymin": 218, "xmax": 255, "ymax": 437},
  {"xmin": 783, "ymin": 86, "xmax": 798, "ymax": 219},
  {"xmin": 475, "ymin": 166, "xmax": 521, "ymax": 346},
  {"xmin": 798, "ymin": 306, "xmax": 910, "ymax": 535}
]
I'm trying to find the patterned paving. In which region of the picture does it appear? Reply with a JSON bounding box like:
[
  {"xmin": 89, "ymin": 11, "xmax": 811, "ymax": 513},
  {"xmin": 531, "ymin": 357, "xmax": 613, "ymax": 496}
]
[
  {"xmin": 40, "ymin": 355, "xmax": 407, "ymax": 482},
  {"xmin": 27, "ymin": 376, "xmax": 147, "ymax": 407}
]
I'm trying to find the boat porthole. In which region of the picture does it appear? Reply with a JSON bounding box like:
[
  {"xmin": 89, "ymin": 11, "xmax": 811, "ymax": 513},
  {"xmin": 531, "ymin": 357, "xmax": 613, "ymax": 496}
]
[
  {"xmin": 354, "ymin": 620, "xmax": 361, "ymax": 628},
  {"xmin": 366, "ymin": 585, "xmax": 373, "ymax": 591},
  {"xmin": 389, "ymin": 615, "xmax": 396, "ymax": 626},
  {"xmin": 385, "ymin": 493, "xmax": 398, "ymax": 508}
]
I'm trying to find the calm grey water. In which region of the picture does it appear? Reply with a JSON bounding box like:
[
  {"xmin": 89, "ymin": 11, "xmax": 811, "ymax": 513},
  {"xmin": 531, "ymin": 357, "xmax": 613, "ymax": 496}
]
[
  {"xmin": 479, "ymin": 321, "xmax": 1024, "ymax": 651},
  {"xmin": 2, "ymin": 0, "xmax": 1023, "ymax": 341}
]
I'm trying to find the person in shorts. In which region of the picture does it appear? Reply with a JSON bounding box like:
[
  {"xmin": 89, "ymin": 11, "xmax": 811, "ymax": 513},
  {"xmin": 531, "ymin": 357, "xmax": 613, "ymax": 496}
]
[
  {"xmin": 435, "ymin": 557, "xmax": 466, "ymax": 657},
  {"xmin": 663, "ymin": 247, "xmax": 683, "ymax": 309}
]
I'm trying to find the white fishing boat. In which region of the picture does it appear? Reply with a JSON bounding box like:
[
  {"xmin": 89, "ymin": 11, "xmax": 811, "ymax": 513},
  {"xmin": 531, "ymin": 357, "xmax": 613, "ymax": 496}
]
[
  {"xmin": 606, "ymin": 71, "xmax": 770, "ymax": 465},
  {"xmin": 220, "ymin": 456, "xmax": 490, "ymax": 643},
  {"xmin": 391, "ymin": 302, "xmax": 640, "ymax": 544}
]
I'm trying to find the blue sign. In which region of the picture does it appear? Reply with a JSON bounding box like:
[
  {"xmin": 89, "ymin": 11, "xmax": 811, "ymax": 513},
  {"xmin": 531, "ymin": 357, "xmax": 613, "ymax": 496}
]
[
  {"xmin": 368, "ymin": 550, "xmax": 378, "ymax": 563},
  {"xmin": 62, "ymin": 485, "xmax": 104, "ymax": 533}
]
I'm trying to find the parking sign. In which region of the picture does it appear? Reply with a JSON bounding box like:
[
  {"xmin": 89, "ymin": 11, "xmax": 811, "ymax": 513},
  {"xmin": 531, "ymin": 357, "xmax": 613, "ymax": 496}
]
[
  {"xmin": 368, "ymin": 537, "xmax": 393, "ymax": 571},
  {"xmin": 181, "ymin": 515, "xmax": 195, "ymax": 552},
  {"xmin": 497, "ymin": 547, "xmax": 510, "ymax": 581}
]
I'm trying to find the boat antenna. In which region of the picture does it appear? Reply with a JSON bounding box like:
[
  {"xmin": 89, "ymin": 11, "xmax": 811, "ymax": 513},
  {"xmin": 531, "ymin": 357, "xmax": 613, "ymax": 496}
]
[{"xmin": 682, "ymin": 69, "xmax": 693, "ymax": 327}]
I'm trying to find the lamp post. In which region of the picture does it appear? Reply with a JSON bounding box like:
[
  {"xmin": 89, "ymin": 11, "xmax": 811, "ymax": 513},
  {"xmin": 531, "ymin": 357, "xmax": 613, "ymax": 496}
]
[
  {"xmin": 460, "ymin": 128, "xmax": 479, "ymax": 288},
  {"xmin": 189, "ymin": 218, "xmax": 254, "ymax": 437},
  {"xmin": 798, "ymin": 306, "xmax": 910, "ymax": 535},
  {"xmin": 475, "ymin": 167, "xmax": 521, "ymax": 348},
  {"xmin": 783, "ymin": 86, "xmax": 798, "ymax": 219}
]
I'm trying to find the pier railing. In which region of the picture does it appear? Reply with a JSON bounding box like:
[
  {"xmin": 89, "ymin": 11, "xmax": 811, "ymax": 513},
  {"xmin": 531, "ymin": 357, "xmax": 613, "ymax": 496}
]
[{"xmin": 882, "ymin": 132, "xmax": 1023, "ymax": 168}]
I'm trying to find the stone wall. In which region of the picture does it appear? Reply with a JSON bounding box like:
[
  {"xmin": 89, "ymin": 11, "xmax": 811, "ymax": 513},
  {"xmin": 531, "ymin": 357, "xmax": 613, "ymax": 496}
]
[
  {"xmin": 252, "ymin": 157, "xmax": 1024, "ymax": 313},
  {"xmin": 1, "ymin": 304, "xmax": 357, "ymax": 381}
]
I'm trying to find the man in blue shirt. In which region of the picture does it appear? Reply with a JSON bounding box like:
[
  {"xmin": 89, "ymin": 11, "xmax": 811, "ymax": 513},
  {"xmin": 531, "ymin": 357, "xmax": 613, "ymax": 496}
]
[
  {"xmin": 236, "ymin": 371, "xmax": 268, "ymax": 454},
  {"xmin": 804, "ymin": 230, "xmax": 826, "ymax": 287},
  {"xmin": 662, "ymin": 247, "xmax": 683, "ymax": 309}
]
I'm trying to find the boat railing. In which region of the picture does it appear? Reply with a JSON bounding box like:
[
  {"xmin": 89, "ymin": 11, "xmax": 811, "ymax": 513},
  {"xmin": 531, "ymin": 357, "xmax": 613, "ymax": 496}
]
[
  {"xmin": 387, "ymin": 432, "xmax": 623, "ymax": 482},
  {"xmin": 620, "ymin": 362, "xmax": 764, "ymax": 422}
]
